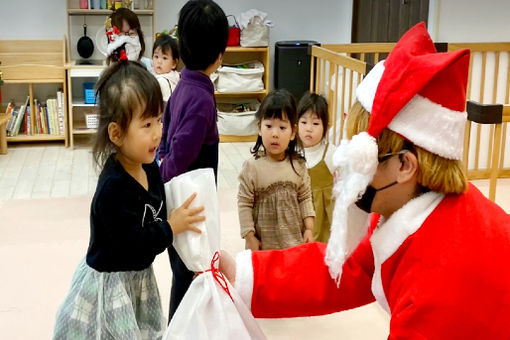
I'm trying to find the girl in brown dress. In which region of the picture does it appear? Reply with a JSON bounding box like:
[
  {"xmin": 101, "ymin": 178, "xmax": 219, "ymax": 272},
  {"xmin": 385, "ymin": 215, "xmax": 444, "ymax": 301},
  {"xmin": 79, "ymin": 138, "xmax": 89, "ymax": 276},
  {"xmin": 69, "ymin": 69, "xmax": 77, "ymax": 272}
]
[{"xmin": 238, "ymin": 89, "xmax": 315, "ymax": 250}]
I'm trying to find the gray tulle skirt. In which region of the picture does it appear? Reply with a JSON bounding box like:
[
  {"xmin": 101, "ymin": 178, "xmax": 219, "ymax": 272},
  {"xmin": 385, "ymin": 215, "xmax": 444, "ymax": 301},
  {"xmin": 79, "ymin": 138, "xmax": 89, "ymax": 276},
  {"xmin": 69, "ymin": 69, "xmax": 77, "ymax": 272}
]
[{"xmin": 53, "ymin": 259, "xmax": 166, "ymax": 340}]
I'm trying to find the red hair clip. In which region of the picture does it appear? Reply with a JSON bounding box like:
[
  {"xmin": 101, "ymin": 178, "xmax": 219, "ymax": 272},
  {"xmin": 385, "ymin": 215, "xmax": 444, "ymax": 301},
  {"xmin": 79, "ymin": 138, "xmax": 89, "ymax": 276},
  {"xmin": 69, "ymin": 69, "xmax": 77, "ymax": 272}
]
[{"xmin": 119, "ymin": 50, "xmax": 128, "ymax": 61}]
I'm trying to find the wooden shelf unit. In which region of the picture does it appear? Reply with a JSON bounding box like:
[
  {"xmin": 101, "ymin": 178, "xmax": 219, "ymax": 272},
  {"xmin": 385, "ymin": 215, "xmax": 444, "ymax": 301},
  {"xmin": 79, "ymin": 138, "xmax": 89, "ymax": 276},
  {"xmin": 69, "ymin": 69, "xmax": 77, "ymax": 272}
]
[
  {"xmin": 66, "ymin": 0, "xmax": 156, "ymax": 63},
  {"xmin": 66, "ymin": 62, "xmax": 105, "ymax": 148},
  {"xmin": 65, "ymin": 0, "xmax": 156, "ymax": 148},
  {"xmin": 0, "ymin": 39, "xmax": 68, "ymax": 146},
  {"xmin": 216, "ymin": 46, "xmax": 270, "ymax": 142},
  {"xmin": 68, "ymin": 9, "xmax": 154, "ymax": 15}
]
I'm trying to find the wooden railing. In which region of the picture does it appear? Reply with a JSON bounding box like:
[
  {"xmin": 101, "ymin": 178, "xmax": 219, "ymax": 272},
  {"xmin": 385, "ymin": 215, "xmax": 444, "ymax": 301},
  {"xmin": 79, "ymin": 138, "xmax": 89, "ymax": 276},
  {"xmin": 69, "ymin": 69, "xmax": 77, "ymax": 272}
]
[
  {"xmin": 449, "ymin": 43, "xmax": 510, "ymax": 183},
  {"xmin": 466, "ymin": 101, "xmax": 510, "ymax": 200},
  {"xmin": 309, "ymin": 45, "xmax": 370, "ymax": 145},
  {"xmin": 311, "ymin": 42, "xmax": 510, "ymax": 199}
]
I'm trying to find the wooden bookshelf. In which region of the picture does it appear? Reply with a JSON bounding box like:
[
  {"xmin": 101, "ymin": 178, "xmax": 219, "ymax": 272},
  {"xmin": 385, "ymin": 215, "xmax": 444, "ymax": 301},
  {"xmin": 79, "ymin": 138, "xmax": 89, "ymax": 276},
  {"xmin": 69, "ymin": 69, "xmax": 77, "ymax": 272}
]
[{"xmin": 0, "ymin": 39, "xmax": 68, "ymax": 147}]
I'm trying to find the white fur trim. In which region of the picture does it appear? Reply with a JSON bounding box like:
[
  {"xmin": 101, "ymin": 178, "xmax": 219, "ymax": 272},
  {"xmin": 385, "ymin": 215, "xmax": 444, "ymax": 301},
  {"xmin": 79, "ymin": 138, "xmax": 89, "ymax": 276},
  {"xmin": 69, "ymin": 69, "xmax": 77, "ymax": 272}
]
[
  {"xmin": 235, "ymin": 250, "xmax": 253, "ymax": 310},
  {"xmin": 370, "ymin": 191, "xmax": 444, "ymax": 313},
  {"xmin": 106, "ymin": 35, "xmax": 129, "ymax": 56},
  {"xmin": 105, "ymin": 35, "xmax": 141, "ymax": 61},
  {"xmin": 355, "ymin": 61, "xmax": 385, "ymax": 113},
  {"xmin": 388, "ymin": 95, "xmax": 467, "ymax": 160},
  {"xmin": 326, "ymin": 132, "xmax": 377, "ymax": 284}
]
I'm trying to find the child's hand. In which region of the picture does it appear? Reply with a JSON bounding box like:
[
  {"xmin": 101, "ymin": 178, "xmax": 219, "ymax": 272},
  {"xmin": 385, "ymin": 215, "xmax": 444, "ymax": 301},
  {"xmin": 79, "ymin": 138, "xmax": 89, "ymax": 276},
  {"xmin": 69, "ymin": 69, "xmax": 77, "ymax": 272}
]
[
  {"xmin": 168, "ymin": 192, "xmax": 204, "ymax": 235},
  {"xmin": 219, "ymin": 250, "xmax": 236, "ymax": 286},
  {"xmin": 303, "ymin": 229, "xmax": 314, "ymax": 243},
  {"xmin": 303, "ymin": 216, "xmax": 315, "ymax": 243},
  {"xmin": 244, "ymin": 231, "xmax": 261, "ymax": 251}
]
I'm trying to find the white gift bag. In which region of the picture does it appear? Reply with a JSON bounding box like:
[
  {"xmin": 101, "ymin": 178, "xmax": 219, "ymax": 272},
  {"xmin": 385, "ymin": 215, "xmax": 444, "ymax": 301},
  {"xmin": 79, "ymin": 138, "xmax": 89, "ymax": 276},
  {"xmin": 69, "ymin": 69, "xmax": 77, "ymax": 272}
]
[{"xmin": 163, "ymin": 168, "xmax": 267, "ymax": 340}]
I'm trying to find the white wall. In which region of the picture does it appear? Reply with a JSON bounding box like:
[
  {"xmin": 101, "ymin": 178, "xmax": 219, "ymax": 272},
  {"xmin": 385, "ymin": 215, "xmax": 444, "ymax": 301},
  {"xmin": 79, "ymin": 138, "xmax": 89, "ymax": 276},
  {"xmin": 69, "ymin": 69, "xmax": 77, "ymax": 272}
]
[
  {"xmin": 155, "ymin": 0, "xmax": 352, "ymax": 45},
  {"xmin": 435, "ymin": 0, "xmax": 510, "ymax": 42},
  {"xmin": 156, "ymin": 0, "xmax": 353, "ymax": 86},
  {"xmin": 1, "ymin": 0, "xmax": 509, "ymax": 54},
  {"xmin": 0, "ymin": 1, "xmax": 67, "ymax": 39}
]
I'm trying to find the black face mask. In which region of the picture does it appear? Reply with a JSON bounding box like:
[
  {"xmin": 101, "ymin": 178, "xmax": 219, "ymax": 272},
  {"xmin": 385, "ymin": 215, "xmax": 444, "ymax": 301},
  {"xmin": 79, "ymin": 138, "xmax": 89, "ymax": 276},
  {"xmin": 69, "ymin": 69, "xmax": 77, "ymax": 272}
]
[{"xmin": 355, "ymin": 181, "xmax": 398, "ymax": 213}]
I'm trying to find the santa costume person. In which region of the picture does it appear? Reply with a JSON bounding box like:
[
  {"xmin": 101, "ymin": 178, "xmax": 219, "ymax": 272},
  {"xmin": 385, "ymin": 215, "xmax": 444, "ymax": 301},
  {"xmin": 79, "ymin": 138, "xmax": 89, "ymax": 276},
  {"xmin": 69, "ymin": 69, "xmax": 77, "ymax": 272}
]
[{"xmin": 220, "ymin": 22, "xmax": 510, "ymax": 339}]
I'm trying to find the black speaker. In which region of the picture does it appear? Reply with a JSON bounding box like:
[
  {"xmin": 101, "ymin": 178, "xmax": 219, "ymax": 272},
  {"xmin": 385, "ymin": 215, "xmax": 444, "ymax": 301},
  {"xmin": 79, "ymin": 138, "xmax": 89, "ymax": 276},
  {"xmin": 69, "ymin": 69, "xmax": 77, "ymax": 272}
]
[{"xmin": 274, "ymin": 40, "xmax": 320, "ymax": 100}]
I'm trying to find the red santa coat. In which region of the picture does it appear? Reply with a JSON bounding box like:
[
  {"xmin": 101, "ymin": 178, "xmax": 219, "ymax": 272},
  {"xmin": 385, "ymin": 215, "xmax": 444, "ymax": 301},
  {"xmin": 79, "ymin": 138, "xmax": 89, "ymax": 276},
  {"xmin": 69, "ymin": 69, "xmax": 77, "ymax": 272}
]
[{"xmin": 235, "ymin": 184, "xmax": 510, "ymax": 339}]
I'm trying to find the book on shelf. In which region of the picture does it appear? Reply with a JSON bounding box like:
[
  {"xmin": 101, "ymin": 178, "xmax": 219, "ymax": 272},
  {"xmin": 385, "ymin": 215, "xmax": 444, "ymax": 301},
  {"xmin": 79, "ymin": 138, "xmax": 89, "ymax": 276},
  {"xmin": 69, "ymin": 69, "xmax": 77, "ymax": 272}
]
[
  {"xmin": 34, "ymin": 99, "xmax": 41, "ymax": 134},
  {"xmin": 57, "ymin": 90, "xmax": 65, "ymax": 136},
  {"xmin": 6, "ymin": 108, "xmax": 16, "ymax": 135},
  {"xmin": 24, "ymin": 105, "xmax": 31, "ymax": 136},
  {"xmin": 9, "ymin": 96, "xmax": 29, "ymax": 137},
  {"xmin": 48, "ymin": 98, "xmax": 59, "ymax": 135},
  {"xmin": 44, "ymin": 104, "xmax": 50, "ymax": 134},
  {"xmin": 40, "ymin": 103, "xmax": 48, "ymax": 134},
  {"xmin": 47, "ymin": 99, "xmax": 54, "ymax": 135},
  {"xmin": 5, "ymin": 101, "xmax": 16, "ymax": 134}
]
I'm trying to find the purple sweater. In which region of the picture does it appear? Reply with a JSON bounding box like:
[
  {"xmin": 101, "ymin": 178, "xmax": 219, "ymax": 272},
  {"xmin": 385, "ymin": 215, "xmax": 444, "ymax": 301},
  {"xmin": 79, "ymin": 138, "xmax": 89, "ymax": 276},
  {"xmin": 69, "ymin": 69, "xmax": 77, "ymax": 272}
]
[{"xmin": 159, "ymin": 67, "xmax": 219, "ymax": 183}]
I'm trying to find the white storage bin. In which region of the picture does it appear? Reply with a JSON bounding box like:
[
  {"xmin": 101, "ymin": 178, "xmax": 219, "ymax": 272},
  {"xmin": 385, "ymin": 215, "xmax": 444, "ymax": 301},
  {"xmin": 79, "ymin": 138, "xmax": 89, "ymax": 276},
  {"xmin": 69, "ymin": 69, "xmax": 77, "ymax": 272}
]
[
  {"xmin": 216, "ymin": 61, "xmax": 264, "ymax": 93},
  {"xmin": 217, "ymin": 99, "xmax": 259, "ymax": 136}
]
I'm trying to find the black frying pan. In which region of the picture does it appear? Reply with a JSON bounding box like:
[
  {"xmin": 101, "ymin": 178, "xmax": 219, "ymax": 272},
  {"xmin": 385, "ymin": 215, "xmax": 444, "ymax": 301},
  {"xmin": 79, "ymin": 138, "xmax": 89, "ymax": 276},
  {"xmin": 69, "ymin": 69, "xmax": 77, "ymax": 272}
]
[{"xmin": 77, "ymin": 24, "xmax": 94, "ymax": 58}]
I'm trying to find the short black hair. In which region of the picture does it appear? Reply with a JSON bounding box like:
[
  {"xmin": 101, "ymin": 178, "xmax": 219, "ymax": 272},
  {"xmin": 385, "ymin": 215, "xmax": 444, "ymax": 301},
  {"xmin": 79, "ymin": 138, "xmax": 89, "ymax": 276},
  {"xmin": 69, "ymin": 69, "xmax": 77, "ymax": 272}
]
[
  {"xmin": 177, "ymin": 0, "xmax": 228, "ymax": 70},
  {"xmin": 297, "ymin": 92, "xmax": 329, "ymax": 137},
  {"xmin": 251, "ymin": 89, "xmax": 304, "ymax": 174},
  {"xmin": 152, "ymin": 34, "xmax": 179, "ymax": 61}
]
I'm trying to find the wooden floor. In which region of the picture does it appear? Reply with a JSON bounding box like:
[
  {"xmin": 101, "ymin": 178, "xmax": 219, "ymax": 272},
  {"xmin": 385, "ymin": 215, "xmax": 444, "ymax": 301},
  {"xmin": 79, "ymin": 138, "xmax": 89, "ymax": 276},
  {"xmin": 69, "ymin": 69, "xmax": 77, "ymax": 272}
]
[
  {"xmin": 1, "ymin": 140, "xmax": 509, "ymax": 209},
  {"xmin": 0, "ymin": 141, "xmax": 253, "ymax": 199}
]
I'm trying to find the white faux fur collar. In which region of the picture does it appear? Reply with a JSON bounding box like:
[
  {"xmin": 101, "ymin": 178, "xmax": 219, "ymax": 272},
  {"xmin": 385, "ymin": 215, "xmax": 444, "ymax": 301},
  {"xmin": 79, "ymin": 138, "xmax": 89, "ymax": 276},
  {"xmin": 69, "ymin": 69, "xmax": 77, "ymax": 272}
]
[
  {"xmin": 370, "ymin": 191, "xmax": 444, "ymax": 313},
  {"xmin": 371, "ymin": 191, "xmax": 444, "ymax": 262}
]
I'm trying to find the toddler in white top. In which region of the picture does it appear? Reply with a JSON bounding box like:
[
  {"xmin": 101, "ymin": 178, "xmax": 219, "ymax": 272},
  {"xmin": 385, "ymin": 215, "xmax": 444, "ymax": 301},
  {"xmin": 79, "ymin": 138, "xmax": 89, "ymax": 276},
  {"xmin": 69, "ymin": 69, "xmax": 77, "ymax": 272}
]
[{"xmin": 152, "ymin": 34, "xmax": 180, "ymax": 102}]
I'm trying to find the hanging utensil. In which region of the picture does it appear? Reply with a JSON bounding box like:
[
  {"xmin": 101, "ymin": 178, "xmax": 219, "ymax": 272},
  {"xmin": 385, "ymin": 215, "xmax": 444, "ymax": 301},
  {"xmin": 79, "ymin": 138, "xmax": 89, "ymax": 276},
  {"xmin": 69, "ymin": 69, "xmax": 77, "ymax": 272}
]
[{"xmin": 77, "ymin": 17, "xmax": 94, "ymax": 59}]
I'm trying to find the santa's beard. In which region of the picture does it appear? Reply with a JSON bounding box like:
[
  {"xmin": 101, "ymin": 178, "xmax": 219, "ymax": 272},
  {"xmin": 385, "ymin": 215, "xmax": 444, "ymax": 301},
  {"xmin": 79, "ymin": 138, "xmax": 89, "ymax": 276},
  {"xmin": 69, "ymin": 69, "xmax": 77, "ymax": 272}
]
[
  {"xmin": 326, "ymin": 203, "xmax": 371, "ymax": 285},
  {"xmin": 325, "ymin": 132, "xmax": 377, "ymax": 284}
]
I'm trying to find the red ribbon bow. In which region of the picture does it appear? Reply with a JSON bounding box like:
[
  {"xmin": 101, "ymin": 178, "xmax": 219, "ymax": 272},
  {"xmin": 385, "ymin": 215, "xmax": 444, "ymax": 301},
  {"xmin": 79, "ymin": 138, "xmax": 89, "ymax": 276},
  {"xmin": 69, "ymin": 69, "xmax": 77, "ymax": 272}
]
[{"xmin": 198, "ymin": 251, "xmax": 234, "ymax": 302}]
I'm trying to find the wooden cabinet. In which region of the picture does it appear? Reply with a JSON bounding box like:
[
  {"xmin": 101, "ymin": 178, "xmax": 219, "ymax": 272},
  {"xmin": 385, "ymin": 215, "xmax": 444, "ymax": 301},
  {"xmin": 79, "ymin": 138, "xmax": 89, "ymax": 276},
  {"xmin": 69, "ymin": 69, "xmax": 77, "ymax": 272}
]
[
  {"xmin": 66, "ymin": 63, "xmax": 103, "ymax": 149},
  {"xmin": 0, "ymin": 39, "xmax": 68, "ymax": 146},
  {"xmin": 216, "ymin": 46, "xmax": 269, "ymax": 142}
]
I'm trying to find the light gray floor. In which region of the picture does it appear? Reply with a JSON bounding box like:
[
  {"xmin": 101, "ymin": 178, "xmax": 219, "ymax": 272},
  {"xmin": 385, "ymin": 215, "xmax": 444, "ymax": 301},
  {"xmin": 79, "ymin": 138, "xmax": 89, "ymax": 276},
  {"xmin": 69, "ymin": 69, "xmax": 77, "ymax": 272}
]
[
  {"xmin": 0, "ymin": 141, "xmax": 253, "ymax": 199},
  {"xmin": 1, "ymin": 141, "xmax": 509, "ymax": 339}
]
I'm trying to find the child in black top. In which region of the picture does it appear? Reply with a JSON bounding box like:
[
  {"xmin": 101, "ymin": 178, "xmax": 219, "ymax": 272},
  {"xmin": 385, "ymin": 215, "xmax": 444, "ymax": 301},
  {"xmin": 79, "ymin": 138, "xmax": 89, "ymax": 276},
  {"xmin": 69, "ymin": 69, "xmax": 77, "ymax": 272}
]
[{"xmin": 52, "ymin": 61, "xmax": 204, "ymax": 340}]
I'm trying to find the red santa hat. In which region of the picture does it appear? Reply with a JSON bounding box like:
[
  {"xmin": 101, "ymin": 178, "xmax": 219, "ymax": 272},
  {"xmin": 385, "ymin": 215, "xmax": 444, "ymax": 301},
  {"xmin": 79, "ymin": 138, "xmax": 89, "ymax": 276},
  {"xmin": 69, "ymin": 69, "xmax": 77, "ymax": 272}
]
[{"xmin": 325, "ymin": 22, "xmax": 470, "ymax": 284}]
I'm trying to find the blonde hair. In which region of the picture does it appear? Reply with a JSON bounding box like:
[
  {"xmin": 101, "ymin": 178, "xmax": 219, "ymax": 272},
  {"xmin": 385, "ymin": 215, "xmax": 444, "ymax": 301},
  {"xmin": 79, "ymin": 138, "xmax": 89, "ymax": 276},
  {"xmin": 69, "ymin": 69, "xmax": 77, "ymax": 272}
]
[{"xmin": 346, "ymin": 101, "xmax": 467, "ymax": 195}]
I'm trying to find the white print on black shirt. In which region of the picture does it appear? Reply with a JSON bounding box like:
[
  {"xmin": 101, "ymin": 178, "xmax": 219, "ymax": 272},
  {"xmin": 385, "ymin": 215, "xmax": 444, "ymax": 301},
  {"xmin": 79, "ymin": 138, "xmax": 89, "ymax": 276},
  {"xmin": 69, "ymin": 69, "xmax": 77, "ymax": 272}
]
[{"xmin": 142, "ymin": 201, "xmax": 163, "ymax": 226}]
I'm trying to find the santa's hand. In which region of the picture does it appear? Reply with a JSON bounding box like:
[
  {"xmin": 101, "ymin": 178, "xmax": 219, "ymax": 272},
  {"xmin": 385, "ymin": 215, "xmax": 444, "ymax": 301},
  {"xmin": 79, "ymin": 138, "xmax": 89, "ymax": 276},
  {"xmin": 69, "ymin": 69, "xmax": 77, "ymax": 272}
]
[{"xmin": 219, "ymin": 250, "xmax": 236, "ymax": 287}]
